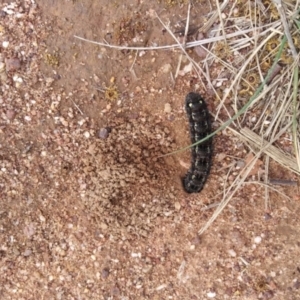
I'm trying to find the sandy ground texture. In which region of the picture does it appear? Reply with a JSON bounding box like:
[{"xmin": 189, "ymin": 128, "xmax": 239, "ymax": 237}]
[{"xmin": 1, "ymin": 0, "xmax": 300, "ymax": 299}]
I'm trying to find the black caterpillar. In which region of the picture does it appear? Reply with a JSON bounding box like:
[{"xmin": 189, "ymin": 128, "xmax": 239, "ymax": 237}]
[{"xmin": 183, "ymin": 92, "xmax": 213, "ymax": 193}]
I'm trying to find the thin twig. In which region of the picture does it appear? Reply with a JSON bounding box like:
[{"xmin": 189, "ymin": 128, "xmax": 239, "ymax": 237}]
[
  {"xmin": 269, "ymin": 179, "xmax": 298, "ymax": 186},
  {"xmin": 201, "ymin": 202, "xmax": 221, "ymax": 211},
  {"xmin": 175, "ymin": 54, "xmax": 183, "ymax": 79},
  {"xmin": 215, "ymin": 0, "xmax": 227, "ymax": 41},
  {"xmin": 272, "ymin": 0, "xmax": 298, "ymax": 59},
  {"xmin": 72, "ymin": 100, "xmax": 84, "ymax": 115},
  {"xmin": 200, "ymin": 0, "xmax": 230, "ymax": 33},
  {"xmin": 129, "ymin": 50, "xmax": 138, "ymax": 72},
  {"xmin": 183, "ymin": 2, "xmax": 191, "ymax": 48},
  {"xmin": 265, "ymin": 156, "xmax": 270, "ymax": 211}
]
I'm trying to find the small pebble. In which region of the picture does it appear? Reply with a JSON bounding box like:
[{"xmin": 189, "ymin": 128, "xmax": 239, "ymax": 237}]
[
  {"xmin": 293, "ymin": 279, "xmax": 300, "ymax": 289},
  {"xmin": 5, "ymin": 58, "xmax": 21, "ymax": 72},
  {"xmin": 191, "ymin": 235, "xmax": 201, "ymax": 245},
  {"xmin": 101, "ymin": 268, "xmax": 109, "ymax": 279},
  {"xmin": 98, "ymin": 127, "xmax": 110, "ymax": 139},
  {"xmin": 0, "ymin": 62, "xmax": 5, "ymax": 73},
  {"xmin": 254, "ymin": 236, "xmax": 262, "ymax": 244},
  {"xmin": 164, "ymin": 103, "xmax": 172, "ymax": 113},
  {"xmin": 100, "ymin": 222, "xmax": 108, "ymax": 230},
  {"xmin": 6, "ymin": 109, "xmax": 16, "ymax": 120},
  {"xmin": 194, "ymin": 45, "xmax": 208, "ymax": 59},
  {"xmin": 236, "ymin": 160, "xmax": 246, "ymax": 169},
  {"xmin": 228, "ymin": 249, "xmax": 237, "ymax": 257},
  {"xmin": 83, "ymin": 131, "xmax": 90, "ymax": 138},
  {"xmin": 23, "ymin": 249, "xmax": 32, "ymax": 257},
  {"xmin": 207, "ymin": 291, "xmax": 216, "ymax": 298},
  {"xmin": 2, "ymin": 41, "xmax": 9, "ymax": 48},
  {"xmin": 264, "ymin": 213, "xmax": 272, "ymax": 221},
  {"xmin": 174, "ymin": 201, "xmax": 181, "ymax": 210},
  {"xmin": 233, "ymin": 8, "xmax": 239, "ymax": 16},
  {"xmin": 39, "ymin": 215, "xmax": 46, "ymax": 222}
]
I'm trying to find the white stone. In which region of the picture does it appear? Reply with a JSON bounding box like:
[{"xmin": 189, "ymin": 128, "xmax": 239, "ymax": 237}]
[
  {"xmin": 2, "ymin": 41, "xmax": 9, "ymax": 48},
  {"xmin": 207, "ymin": 291, "xmax": 216, "ymax": 298},
  {"xmin": 254, "ymin": 236, "xmax": 262, "ymax": 244}
]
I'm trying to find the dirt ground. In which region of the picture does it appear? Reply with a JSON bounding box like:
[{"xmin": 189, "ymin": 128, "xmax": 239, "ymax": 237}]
[{"xmin": 1, "ymin": 0, "xmax": 300, "ymax": 299}]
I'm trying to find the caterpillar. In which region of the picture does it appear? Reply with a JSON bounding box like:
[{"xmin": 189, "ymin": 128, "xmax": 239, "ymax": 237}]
[{"xmin": 183, "ymin": 92, "xmax": 213, "ymax": 193}]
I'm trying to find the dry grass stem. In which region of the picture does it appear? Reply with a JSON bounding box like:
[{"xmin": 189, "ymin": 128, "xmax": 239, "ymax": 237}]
[
  {"xmin": 269, "ymin": 179, "xmax": 298, "ymax": 186},
  {"xmin": 200, "ymin": 0, "xmax": 229, "ymax": 33},
  {"xmin": 73, "ymin": 22, "xmax": 280, "ymax": 51},
  {"xmin": 72, "ymin": 99, "xmax": 84, "ymax": 115},
  {"xmin": 240, "ymin": 127, "xmax": 300, "ymax": 175},
  {"xmin": 199, "ymin": 151, "xmax": 262, "ymax": 235},
  {"xmin": 183, "ymin": 2, "xmax": 191, "ymax": 47},
  {"xmin": 272, "ymin": 0, "xmax": 298, "ymax": 59},
  {"xmin": 264, "ymin": 156, "xmax": 270, "ymax": 211}
]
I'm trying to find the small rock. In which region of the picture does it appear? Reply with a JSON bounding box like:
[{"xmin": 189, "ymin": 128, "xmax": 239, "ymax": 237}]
[
  {"xmin": 294, "ymin": 279, "xmax": 300, "ymax": 289},
  {"xmin": 6, "ymin": 109, "xmax": 16, "ymax": 120},
  {"xmin": 236, "ymin": 160, "xmax": 245, "ymax": 169},
  {"xmin": 207, "ymin": 291, "xmax": 216, "ymax": 298},
  {"xmin": 101, "ymin": 268, "xmax": 109, "ymax": 279},
  {"xmin": 111, "ymin": 286, "xmax": 120, "ymax": 296},
  {"xmin": 23, "ymin": 249, "xmax": 32, "ymax": 257},
  {"xmin": 164, "ymin": 103, "xmax": 172, "ymax": 113},
  {"xmin": 83, "ymin": 131, "xmax": 90, "ymax": 138},
  {"xmin": 194, "ymin": 45, "xmax": 208, "ymax": 59},
  {"xmin": 39, "ymin": 215, "xmax": 46, "ymax": 222},
  {"xmin": 228, "ymin": 249, "xmax": 237, "ymax": 257},
  {"xmin": 254, "ymin": 236, "xmax": 262, "ymax": 244},
  {"xmin": 98, "ymin": 127, "xmax": 110, "ymax": 139},
  {"xmin": 174, "ymin": 201, "xmax": 181, "ymax": 210},
  {"xmin": 100, "ymin": 222, "xmax": 108, "ymax": 230},
  {"xmin": 2, "ymin": 41, "xmax": 9, "ymax": 48},
  {"xmin": 191, "ymin": 235, "xmax": 201, "ymax": 245},
  {"xmin": 216, "ymin": 152, "xmax": 226, "ymax": 162},
  {"xmin": 178, "ymin": 62, "xmax": 193, "ymax": 76},
  {"xmin": 0, "ymin": 10, "xmax": 6, "ymax": 18},
  {"xmin": 264, "ymin": 213, "xmax": 272, "ymax": 221},
  {"xmin": 5, "ymin": 58, "xmax": 21, "ymax": 72}
]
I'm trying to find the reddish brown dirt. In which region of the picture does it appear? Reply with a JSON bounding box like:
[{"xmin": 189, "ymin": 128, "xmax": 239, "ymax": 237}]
[{"xmin": 0, "ymin": 1, "xmax": 300, "ymax": 299}]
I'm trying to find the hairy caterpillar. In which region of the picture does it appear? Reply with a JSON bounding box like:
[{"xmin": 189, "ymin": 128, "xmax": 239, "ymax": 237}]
[{"xmin": 183, "ymin": 92, "xmax": 213, "ymax": 193}]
